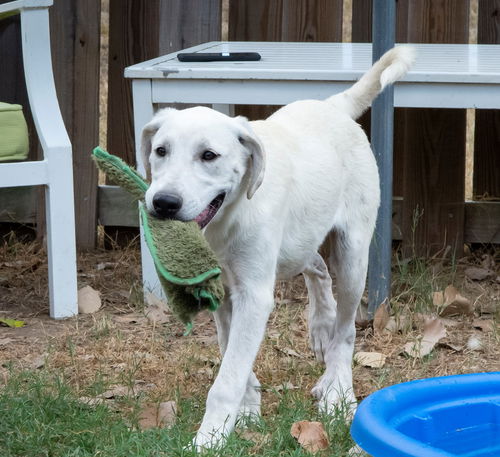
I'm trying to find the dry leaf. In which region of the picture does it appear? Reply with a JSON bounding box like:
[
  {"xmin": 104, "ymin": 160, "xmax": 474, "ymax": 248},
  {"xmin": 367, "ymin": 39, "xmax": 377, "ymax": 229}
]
[
  {"xmin": 138, "ymin": 401, "xmax": 177, "ymax": 429},
  {"xmin": 144, "ymin": 292, "xmax": 170, "ymax": 324},
  {"xmin": 157, "ymin": 401, "xmax": 177, "ymax": 428},
  {"xmin": 30, "ymin": 354, "xmax": 46, "ymax": 369},
  {"xmin": 290, "ymin": 421, "xmax": 329, "ymax": 453},
  {"xmin": 2, "ymin": 260, "xmax": 30, "ymax": 268},
  {"xmin": 196, "ymin": 355, "xmax": 220, "ymax": 366},
  {"xmin": 100, "ymin": 385, "xmax": 130, "ymax": 399},
  {"xmin": 439, "ymin": 341, "xmax": 463, "ymax": 352},
  {"xmin": 196, "ymin": 367, "xmax": 214, "ymax": 379},
  {"xmin": 383, "ymin": 316, "xmax": 398, "ymax": 333},
  {"xmin": 440, "ymin": 285, "xmax": 473, "ymax": 317},
  {"xmin": 273, "ymin": 381, "xmax": 298, "ymax": 392},
  {"xmin": 465, "ymin": 267, "xmax": 494, "ymax": 281},
  {"xmin": 404, "ymin": 318, "xmax": 447, "ymax": 358},
  {"xmin": 0, "ymin": 337, "xmax": 14, "ymax": 346},
  {"xmin": 96, "ymin": 262, "xmax": 116, "ymax": 271},
  {"xmin": 472, "ymin": 319, "xmax": 494, "ymax": 333},
  {"xmin": 145, "ymin": 292, "xmax": 167, "ymax": 308},
  {"xmin": 238, "ymin": 429, "xmax": 266, "ymax": 444},
  {"xmin": 145, "ymin": 305, "xmax": 169, "ymax": 324},
  {"xmin": 79, "ymin": 396, "xmax": 106, "ymax": 406},
  {"xmin": 276, "ymin": 347, "xmax": 303, "ymax": 358},
  {"xmin": 354, "ymin": 351, "xmax": 387, "ymax": 368},
  {"xmin": 78, "ymin": 286, "xmax": 102, "ymax": 314},
  {"xmin": 433, "ymin": 291, "xmax": 444, "ymax": 307},
  {"xmin": 138, "ymin": 404, "xmax": 158, "ymax": 429},
  {"xmin": 133, "ymin": 379, "xmax": 157, "ymax": 392},
  {"xmin": 267, "ymin": 329, "xmax": 281, "ymax": 339},
  {"xmin": 195, "ymin": 334, "xmax": 218, "ymax": 346},
  {"xmin": 355, "ymin": 302, "xmax": 369, "ymax": 326},
  {"xmin": 384, "ymin": 314, "xmax": 411, "ymax": 333},
  {"xmin": 373, "ymin": 304, "xmax": 390, "ymax": 335}
]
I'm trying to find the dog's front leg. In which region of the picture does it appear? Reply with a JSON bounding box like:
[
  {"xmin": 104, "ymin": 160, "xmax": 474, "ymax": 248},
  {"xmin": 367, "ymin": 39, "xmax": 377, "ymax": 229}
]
[
  {"xmin": 213, "ymin": 287, "xmax": 262, "ymax": 420},
  {"xmin": 193, "ymin": 280, "xmax": 275, "ymax": 450}
]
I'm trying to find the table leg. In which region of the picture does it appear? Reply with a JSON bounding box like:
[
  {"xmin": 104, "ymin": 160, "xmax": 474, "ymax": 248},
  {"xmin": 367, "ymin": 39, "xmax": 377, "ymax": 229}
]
[{"xmin": 132, "ymin": 79, "xmax": 165, "ymax": 300}]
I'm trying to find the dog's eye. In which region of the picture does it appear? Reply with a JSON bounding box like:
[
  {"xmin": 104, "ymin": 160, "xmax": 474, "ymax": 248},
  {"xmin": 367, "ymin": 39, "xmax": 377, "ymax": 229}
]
[
  {"xmin": 155, "ymin": 147, "xmax": 167, "ymax": 157},
  {"xmin": 201, "ymin": 150, "xmax": 218, "ymax": 161}
]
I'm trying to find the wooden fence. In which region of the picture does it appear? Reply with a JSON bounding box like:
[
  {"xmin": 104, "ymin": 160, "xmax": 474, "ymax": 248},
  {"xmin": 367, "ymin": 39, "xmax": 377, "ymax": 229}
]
[{"xmin": 0, "ymin": 0, "xmax": 499, "ymax": 254}]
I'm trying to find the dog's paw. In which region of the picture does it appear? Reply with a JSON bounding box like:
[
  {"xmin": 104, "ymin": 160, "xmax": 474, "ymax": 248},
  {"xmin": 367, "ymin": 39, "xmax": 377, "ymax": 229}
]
[
  {"xmin": 308, "ymin": 318, "xmax": 335, "ymax": 363},
  {"xmin": 311, "ymin": 376, "xmax": 357, "ymax": 418}
]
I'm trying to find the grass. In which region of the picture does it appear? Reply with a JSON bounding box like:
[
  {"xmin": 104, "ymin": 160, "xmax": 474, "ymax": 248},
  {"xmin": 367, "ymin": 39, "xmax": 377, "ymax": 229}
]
[
  {"xmin": 0, "ymin": 369, "xmax": 356, "ymax": 457},
  {"xmin": 1, "ymin": 233, "xmax": 498, "ymax": 456}
]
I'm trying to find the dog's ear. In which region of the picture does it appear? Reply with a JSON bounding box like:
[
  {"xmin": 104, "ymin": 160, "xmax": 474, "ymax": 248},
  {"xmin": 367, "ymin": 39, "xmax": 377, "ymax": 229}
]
[
  {"xmin": 235, "ymin": 117, "xmax": 265, "ymax": 199},
  {"xmin": 140, "ymin": 108, "xmax": 173, "ymax": 175},
  {"xmin": 140, "ymin": 118, "xmax": 161, "ymax": 176}
]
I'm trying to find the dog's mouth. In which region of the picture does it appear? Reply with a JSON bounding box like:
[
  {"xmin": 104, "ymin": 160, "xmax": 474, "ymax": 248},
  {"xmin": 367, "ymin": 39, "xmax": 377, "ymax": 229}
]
[{"xmin": 194, "ymin": 193, "xmax": 225, "ymax": 229}]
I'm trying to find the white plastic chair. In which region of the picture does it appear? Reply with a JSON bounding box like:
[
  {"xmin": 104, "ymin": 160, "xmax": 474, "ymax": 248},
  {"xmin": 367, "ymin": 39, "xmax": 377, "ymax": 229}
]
[{"xmin": 0, "ymin": 0, "xmax": 78, "ymax": 318}]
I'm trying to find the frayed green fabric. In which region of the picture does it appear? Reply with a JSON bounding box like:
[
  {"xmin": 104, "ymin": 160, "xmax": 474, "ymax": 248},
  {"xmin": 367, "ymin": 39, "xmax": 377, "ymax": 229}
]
[{"xmin": 92, "ymin": 147, "xmax": 224, "ymax": 326}]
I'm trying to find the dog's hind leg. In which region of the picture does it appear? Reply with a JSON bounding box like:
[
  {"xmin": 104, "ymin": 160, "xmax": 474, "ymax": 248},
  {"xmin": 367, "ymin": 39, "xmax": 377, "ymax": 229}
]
[
  {"xmin": 213, "ymin": 287, "xmax": 261, "ymax": 422},
  {"xmin": 303, "ymin": 252, "xmax": 337, "ymax": 363},
  {"xmin": 311, "ymin": 228, "xmax": 370, "ymax": 415}
]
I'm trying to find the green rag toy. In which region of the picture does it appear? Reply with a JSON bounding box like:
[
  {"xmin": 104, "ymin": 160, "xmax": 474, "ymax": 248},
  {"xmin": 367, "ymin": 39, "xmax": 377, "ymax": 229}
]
[{"xmin": 92, "ymin": 147, "xmax": 224, "ymax": 328}]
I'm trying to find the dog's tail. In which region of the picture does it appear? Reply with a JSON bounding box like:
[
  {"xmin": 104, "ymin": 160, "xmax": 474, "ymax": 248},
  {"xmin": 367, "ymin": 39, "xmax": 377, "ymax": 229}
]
[{"xmin": 327, "ymin": 46, "xmax": 415, "ymax": 120}]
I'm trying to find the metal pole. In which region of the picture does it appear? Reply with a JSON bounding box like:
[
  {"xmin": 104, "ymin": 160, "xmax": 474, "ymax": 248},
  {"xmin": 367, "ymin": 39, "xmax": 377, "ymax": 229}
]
[{"xmin": 368, "ymin": 0, "xmax": 395, "ymax": 317}]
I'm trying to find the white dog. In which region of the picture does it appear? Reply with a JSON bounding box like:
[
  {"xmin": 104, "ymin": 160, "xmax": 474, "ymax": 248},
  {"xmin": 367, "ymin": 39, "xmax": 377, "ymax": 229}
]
[{"xmin": 141, "ymin": 46, "xmax": 414, "ymax": 449}]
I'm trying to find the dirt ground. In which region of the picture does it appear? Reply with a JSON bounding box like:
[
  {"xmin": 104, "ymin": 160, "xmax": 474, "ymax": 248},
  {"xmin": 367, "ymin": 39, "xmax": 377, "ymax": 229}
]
[{"xmin": 1, "ymin": 237, "xmax": 499, "ymax": 413}]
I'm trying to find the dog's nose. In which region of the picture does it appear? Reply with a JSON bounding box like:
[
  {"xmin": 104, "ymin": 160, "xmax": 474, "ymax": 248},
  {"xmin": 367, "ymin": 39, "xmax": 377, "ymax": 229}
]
[{"xmin": 152, "ymin": 192, "xmax": 183, "ymax": 218}]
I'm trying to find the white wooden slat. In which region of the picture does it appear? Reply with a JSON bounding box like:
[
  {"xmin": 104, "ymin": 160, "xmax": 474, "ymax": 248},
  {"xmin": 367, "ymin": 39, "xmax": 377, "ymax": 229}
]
[
  {"xmin": 0, "ymin": 160, "xmax": 48, "ymax": 187},
  {"xmin": 0, "ymin": 0, "xmax": 52, "ymax": 15}
]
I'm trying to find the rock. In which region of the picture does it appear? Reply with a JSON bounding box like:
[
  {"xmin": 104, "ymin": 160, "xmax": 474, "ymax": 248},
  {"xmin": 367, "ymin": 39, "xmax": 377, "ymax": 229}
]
[{"xmin": 78, "ymin": 286, "xmax": 102, "ymax": 314}]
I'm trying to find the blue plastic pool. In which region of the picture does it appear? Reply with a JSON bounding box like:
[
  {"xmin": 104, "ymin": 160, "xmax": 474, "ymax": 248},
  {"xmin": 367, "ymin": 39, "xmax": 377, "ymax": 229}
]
[{"xmin": 351, "ymin": 372, "xmax": 500, "ymax": 457}]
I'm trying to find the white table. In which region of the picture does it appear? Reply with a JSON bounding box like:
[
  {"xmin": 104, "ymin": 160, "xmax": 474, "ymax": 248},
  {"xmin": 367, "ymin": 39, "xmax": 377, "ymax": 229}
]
[{"xmin": 125, "ymin": 41, "xmax": 500, "ymax": 297}]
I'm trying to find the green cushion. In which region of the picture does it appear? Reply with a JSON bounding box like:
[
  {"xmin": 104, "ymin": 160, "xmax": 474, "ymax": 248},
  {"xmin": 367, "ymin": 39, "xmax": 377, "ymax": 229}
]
[{"xmin": 0, "ymin": 102, "xmax": 29, "ymax": 162}]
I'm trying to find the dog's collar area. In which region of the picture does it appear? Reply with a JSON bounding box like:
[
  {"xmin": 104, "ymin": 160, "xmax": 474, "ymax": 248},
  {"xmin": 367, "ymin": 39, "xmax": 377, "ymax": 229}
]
[{"xmin": 195, "ymin": 193, "xmax": 225, "ymax": 229}]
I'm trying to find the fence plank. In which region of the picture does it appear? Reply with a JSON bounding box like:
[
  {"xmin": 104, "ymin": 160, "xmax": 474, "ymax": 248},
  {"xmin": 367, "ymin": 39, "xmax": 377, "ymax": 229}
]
[
  {"xmin": 401, "ymin": 0, "xmax": 469, "ymax": 256},
  {"xmin": 157, "ymin": 0, "xmax": 222, "ymax": 114},
  {"xmin": 49, "ymin": 0, "xmax": 100, "ymax": 250},
  {"xmin": 474, "ymin": 0, "xmax": 500, "ymax": 200},
  {"xmin": 158, "ymin": 0, "xmax": 221, "ymax": 54},
  {"xmin": 72, "ymin": 0, "xmax": 101, "ymax": 249},
  {"xmin": 281, "ymin": 0, "xmax": 342, "ymax": 42},
  {"xmin": 107, "ymin": 0, "xmax": 160, "ymax": 166},
  {"xmin": 229, "ymin": 0, "xmax": 283, "ymax": 42},
  {"xmin": 229, "ymin": 0, "xmax": 283, "ymax": 121},
  {"xmin": 229, "ymin": 0, "xmax": 342, "ymax": 121}
]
